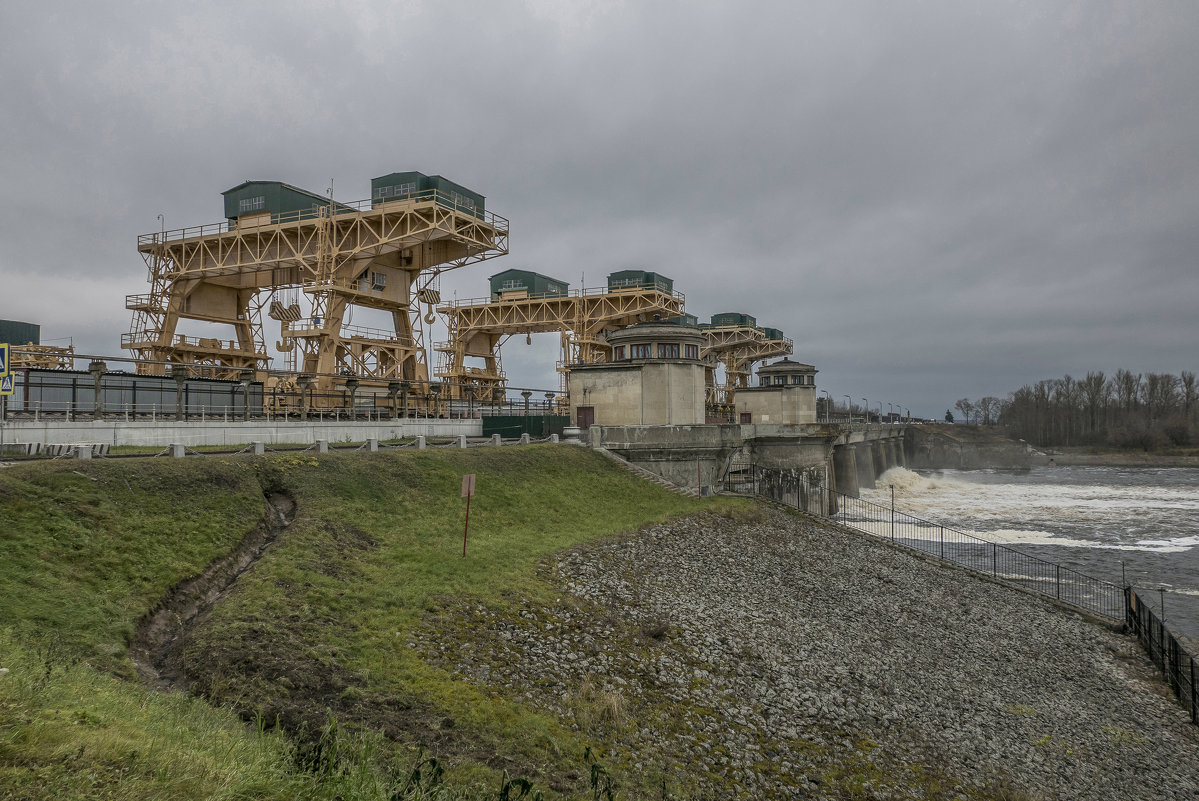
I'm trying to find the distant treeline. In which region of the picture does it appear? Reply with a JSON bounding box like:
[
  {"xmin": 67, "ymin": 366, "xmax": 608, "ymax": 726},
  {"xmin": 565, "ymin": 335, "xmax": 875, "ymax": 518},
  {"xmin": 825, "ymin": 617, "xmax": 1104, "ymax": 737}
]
[{"xmin": 953, "ymin": 370, "xmax": 1197, "ymax": 449}]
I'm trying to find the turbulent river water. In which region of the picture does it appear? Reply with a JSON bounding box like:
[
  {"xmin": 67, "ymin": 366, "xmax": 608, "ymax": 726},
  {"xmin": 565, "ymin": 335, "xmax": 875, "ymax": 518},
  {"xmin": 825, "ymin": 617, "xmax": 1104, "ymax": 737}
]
[{"xmin": 859, "ymin": 465, "xmax": 1199, "ymax": 640}]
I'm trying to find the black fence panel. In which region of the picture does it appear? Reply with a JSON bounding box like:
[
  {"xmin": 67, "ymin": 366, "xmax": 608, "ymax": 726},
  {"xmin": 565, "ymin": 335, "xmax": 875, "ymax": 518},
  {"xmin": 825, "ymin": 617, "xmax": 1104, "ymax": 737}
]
[{"xmin": 1127, "ymin": 589, "xmax": 1198, "ymax": 724}]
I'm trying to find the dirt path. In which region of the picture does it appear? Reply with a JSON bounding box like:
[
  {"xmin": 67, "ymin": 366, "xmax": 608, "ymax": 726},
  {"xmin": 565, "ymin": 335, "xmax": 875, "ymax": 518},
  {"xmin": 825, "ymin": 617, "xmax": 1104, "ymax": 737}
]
[{"xmin": 130, "ymin": 492, "xmax": 295, "ymax": 690}]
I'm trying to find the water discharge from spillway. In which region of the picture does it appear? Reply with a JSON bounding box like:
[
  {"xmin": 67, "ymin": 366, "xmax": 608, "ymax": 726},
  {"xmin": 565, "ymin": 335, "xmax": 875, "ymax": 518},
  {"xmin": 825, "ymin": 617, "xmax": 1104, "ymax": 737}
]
[{"xmin": 858, "ymin": 465, "xmax": 1199, "ymax": 638}]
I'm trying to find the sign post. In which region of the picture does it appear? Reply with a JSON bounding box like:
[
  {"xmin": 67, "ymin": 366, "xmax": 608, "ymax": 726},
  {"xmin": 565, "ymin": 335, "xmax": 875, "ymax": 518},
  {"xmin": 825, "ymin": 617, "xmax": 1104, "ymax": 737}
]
[
  {"xmin": 461, "ymin": 473, "xmax": 476, "ymax": 557},
  {"xmin": 0, "ymin": 344, "xmax": 10, "ymax": 431}
]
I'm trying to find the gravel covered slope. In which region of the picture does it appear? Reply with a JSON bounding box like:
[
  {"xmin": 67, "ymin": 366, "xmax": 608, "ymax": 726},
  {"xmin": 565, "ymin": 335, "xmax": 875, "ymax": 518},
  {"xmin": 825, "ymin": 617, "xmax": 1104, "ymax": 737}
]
[{"xmin": 418, "ymin": 505, "xmax": 1199, "ymax": 799}]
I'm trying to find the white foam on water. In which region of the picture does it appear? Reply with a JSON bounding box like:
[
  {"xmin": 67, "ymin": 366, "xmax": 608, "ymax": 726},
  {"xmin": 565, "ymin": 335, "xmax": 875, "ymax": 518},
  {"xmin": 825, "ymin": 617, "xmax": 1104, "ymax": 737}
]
[{"xmin": 862, "ymin": 466, "xmax": 1199, "ymax": 552}]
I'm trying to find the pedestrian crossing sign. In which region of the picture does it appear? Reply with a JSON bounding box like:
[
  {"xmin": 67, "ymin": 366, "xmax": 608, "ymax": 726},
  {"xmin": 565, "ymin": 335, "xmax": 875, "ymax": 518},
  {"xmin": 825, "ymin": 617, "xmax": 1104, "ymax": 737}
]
[
  {"xmin": 0, "ymin": 342, "xmax": 8, "ymax": 376},
  {"xmin": 0, "ymin": 374, "xmax": 12, "ymax": 396}
]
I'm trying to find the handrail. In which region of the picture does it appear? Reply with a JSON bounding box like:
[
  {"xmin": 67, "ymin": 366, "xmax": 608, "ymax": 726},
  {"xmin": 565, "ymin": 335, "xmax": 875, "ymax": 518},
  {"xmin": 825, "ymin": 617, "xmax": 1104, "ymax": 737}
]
[
  {"xmin": 136, "ymin": 189, "xmax": 509, "ymax": 248},
  {"xmin": 120, "ymin": 331, "xmax": 266, "ymax": 355},
  {"xmin": 437, "ymin": 286, "xmax": 686, "ymax": 310}
]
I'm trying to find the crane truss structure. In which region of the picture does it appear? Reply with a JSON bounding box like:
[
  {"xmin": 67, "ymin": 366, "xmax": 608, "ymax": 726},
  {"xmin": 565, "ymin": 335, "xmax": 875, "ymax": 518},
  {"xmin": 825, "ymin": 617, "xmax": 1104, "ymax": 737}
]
[
  {"xmin": 123, "ymin": 193, "xmax": 508, "ymax": 394},
  {"xmin": 702, "ymin": 325, "xmax": 794, "ymax": 406},
  {"xmin": 434, "ymin": 286, "xmax": 685, "ymax": 399},
  {"xmin": 10, "ymin": 344, "xmax": 76, "ymax": 370}
]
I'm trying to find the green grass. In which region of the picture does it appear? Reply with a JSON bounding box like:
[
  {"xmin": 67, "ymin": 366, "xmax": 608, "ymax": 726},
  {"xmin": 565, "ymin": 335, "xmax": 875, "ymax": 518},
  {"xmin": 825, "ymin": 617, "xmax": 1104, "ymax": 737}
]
[{"xmin": 0, "ymin": 445, "xmax": 724, "ymax": 799}]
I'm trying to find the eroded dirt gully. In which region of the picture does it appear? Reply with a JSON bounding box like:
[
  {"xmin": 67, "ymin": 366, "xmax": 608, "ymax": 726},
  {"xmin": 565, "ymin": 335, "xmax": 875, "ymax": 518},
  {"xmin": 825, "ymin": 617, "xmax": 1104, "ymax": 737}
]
[{"xmin": 130, "ymin": 492, "xmax": 296, "ymax": 690}]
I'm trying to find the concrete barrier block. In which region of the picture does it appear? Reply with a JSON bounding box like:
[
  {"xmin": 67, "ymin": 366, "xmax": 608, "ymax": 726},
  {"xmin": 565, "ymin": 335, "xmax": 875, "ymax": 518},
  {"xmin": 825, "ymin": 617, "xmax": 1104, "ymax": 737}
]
[
  {"xmin": 520, "ymin": 433, "xmax": 530, "ymax": 445},
  {"xmin": 551, "ymin": 434, "xmax": 559, "ymax": 443},
  {"xmin": 458, "ymin": 435, "xmax": 467, "ymax": 449},
  {"xmin": 368, "ymin": 438, "xmax": 379, "ymax": 452},
  {"xmin": 316, "ymin": 439, "xmax": 328, "ymax": 453},
  {"xmin": 416, "ymin": 435, "xmax": 426, "ymax": 449},
  {"xmin": 491, "ymin": 433, "xmax": 501, "ymax": 446},
  {"xmin": 170, "ymin": 444, "xmax": 186, "ymax": 458},
  {"xmin": 76, "ymin": 444, "xmax": 92, "ymax": 460},
  {"xmin": 253, "ymin": 441, "xmax": 265, "ymax": 455}
]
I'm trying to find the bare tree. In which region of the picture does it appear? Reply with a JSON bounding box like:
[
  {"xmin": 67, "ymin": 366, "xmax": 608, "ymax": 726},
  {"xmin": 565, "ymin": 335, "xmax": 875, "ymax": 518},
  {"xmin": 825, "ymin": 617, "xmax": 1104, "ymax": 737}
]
[
  {"xmin": 976, "ymin": 396, "xmax": 1001, "ymax": 426},
  {"xmin": 954, "ymin": 397, "xmax": 976, "ymax": 425},
  {"xmin": 1182, "ymin": 370, "xmax": 1197, "ymax": 425},
  {"xmin": 1080, "ymin": 371, "xmax": 1108, "ymax": 441}
]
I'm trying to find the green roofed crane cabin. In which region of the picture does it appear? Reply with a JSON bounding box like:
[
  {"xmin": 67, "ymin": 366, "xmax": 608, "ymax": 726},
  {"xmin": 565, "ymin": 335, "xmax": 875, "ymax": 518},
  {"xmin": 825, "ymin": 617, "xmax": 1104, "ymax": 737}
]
[
  {"xmin": 0, "ymin": 319, "xmax": 40, "ymax": 346},
  {"xmin": 606, "ymin": 270, "xmax": 674, "ymax": 293},
  {"xmin": 710, "ymin": 312, "xmax": 757, "ymax": 328},
  {"xmin": 370, "ymin": 172, "xmax": 486, "ymax": 218},
  {"xmin": 221, "ymin": 181, "xmax": 355, "ymax": 226},
  {"xmin": 489, "ymin": 269, "xmax": 570, "ymax": 300}
]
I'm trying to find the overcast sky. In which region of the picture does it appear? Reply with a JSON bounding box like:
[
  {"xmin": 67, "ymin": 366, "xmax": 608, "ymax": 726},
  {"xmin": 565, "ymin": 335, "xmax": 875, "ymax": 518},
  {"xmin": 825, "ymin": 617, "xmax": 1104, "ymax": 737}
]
[{"xmin": 2, "ymin": 0, "xmax": 1196, "ymax": 417}]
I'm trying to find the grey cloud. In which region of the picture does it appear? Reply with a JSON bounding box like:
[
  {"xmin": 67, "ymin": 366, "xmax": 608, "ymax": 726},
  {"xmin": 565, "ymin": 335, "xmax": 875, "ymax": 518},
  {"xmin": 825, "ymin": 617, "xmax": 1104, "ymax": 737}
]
[{"xmin": 1, "ymin": 0, "xmax": 1196, "ymax": 416}]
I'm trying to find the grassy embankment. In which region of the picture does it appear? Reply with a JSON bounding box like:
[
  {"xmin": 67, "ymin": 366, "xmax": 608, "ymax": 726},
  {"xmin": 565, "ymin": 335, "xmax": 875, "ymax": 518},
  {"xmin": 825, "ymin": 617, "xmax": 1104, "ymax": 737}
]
[{"xmin": 0, "ymin": 446, "xmax": 732, "ymax": 800}]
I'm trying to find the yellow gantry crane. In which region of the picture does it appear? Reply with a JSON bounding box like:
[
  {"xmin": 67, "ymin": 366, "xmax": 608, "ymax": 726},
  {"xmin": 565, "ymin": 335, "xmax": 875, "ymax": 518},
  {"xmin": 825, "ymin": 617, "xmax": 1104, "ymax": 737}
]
[
  {"xmin": 434, "ymin": 270, "xmax": 684, "ymax": 400},
  {"xmin": 123, "ymin": 174, "xmax": 508, "ymax": 399},
  {"xmin": 700, "ymin": 313, "xmax": 793, "ymax": 406}
]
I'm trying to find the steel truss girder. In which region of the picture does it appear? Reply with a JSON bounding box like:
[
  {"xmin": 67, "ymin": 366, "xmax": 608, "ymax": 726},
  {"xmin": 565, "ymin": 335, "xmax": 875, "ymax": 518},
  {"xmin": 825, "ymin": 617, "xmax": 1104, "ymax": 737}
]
[
  {"xmin": 700, "ymin": 325, "xmax": 794, "ymax": 405},
  {"xmin": 435, "ymin": 289, "xmax": 684, "ymax": 399},
  {"xmin": 124, "ymin": 198, "xmax": 508, "ymax": 386}
]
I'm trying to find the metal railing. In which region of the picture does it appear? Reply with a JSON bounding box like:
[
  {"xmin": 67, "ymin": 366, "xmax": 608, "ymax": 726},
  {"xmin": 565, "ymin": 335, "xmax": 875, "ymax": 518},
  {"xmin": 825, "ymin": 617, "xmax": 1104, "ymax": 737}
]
[
  {"xmin": 436, "ymin": 284, "xmax": 686, "ymax": 310},
  {"xmin": 1126, "ymin": 589, "xmax": 1198, "ymax": 724},
  {"xmin": 135, "ymin": 189, "xmax": 509, "ymax": 249}
]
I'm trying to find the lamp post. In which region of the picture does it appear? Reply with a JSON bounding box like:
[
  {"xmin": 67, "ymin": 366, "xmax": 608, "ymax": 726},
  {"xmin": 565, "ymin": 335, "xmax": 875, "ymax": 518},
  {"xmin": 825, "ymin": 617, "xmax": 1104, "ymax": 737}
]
[
  {"xmin": 428, "ymin": 382, "xmax": 442, "ymax": 418},
  {"xmin": 862, "ymin": 398, "xmax": 869, "ymax": 424},
  {"xmin": 387, "ymin": 380, "xmax": 401, "ymax": 420},
  {"xmin": 239, "ymin": 369, "xmax": 254, "ymax": 422},
  {"xmin": 171, "ymin": 364, "xmax": 189, "ymax": 421},
  {"xmin": 295, "ymin": 374, "xmax": 311, "ymax": 420},
  {"xmin": 88, "ymin": 360, "xmax": 107, "ymax": 420},
  {"xmin": 842, "ymin": 394, "xmax": 851, "ymax": 423},
  {"xmin": 821, "ymin": 389, "xmax": 831, "ymax": 422},
  {"xmin": 343, "ymin": 377, "xmax": 360, "ymax": 419},
  {"xmin": 887, "ymin": 402, "xmax": 894, "ymax": 424}
]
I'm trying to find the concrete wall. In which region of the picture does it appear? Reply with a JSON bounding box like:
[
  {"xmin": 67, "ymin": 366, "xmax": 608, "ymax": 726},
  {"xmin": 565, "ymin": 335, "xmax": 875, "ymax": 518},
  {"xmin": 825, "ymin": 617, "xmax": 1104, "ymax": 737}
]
[
  {"xmin": 0, "ymin": 418, "xmax": 480, "ymax": 448},
  {"xmin": 568, "ymin": 362, "xmax": 706, "ymax": 427},
  {"xmin": 591, "ymin": 424, "xmax": 742, "ymax": 489},
  {"xmin": 734, "ymin": 386, "xmax": 818, "ymax": 425}
]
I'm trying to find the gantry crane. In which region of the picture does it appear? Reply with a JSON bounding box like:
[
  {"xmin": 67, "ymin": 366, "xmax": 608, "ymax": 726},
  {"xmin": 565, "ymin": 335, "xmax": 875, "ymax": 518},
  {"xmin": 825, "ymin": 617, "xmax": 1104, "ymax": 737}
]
[
  {"xmin": 700, "ymin": 318, "xmax": 793, "ymax": 406},
  {"xmin": 123, "ymin": 176, "xmax": 508, "ymax": 399},
  {"xmin": 434, "ymin": 277, "xmax": 684, "ymax": 400}
]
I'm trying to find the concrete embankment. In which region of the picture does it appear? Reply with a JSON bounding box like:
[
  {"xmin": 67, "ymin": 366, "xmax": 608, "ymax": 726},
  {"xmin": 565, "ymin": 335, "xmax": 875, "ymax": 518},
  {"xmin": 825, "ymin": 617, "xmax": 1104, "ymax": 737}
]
[
  {"xmin": 905, "ymin": 425, "xmax": 1047, "ymax": 470},
  {"xmin": 425, "ymin": 506, "xmax": 1199, "ymax": 799}
]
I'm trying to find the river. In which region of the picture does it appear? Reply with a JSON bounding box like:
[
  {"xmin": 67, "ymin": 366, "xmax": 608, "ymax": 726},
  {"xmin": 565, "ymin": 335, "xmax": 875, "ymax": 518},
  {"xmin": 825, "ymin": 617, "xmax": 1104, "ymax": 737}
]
[{"xmin": 858, "ymin": 465, "xmax": 1199, "ymax": 640}]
